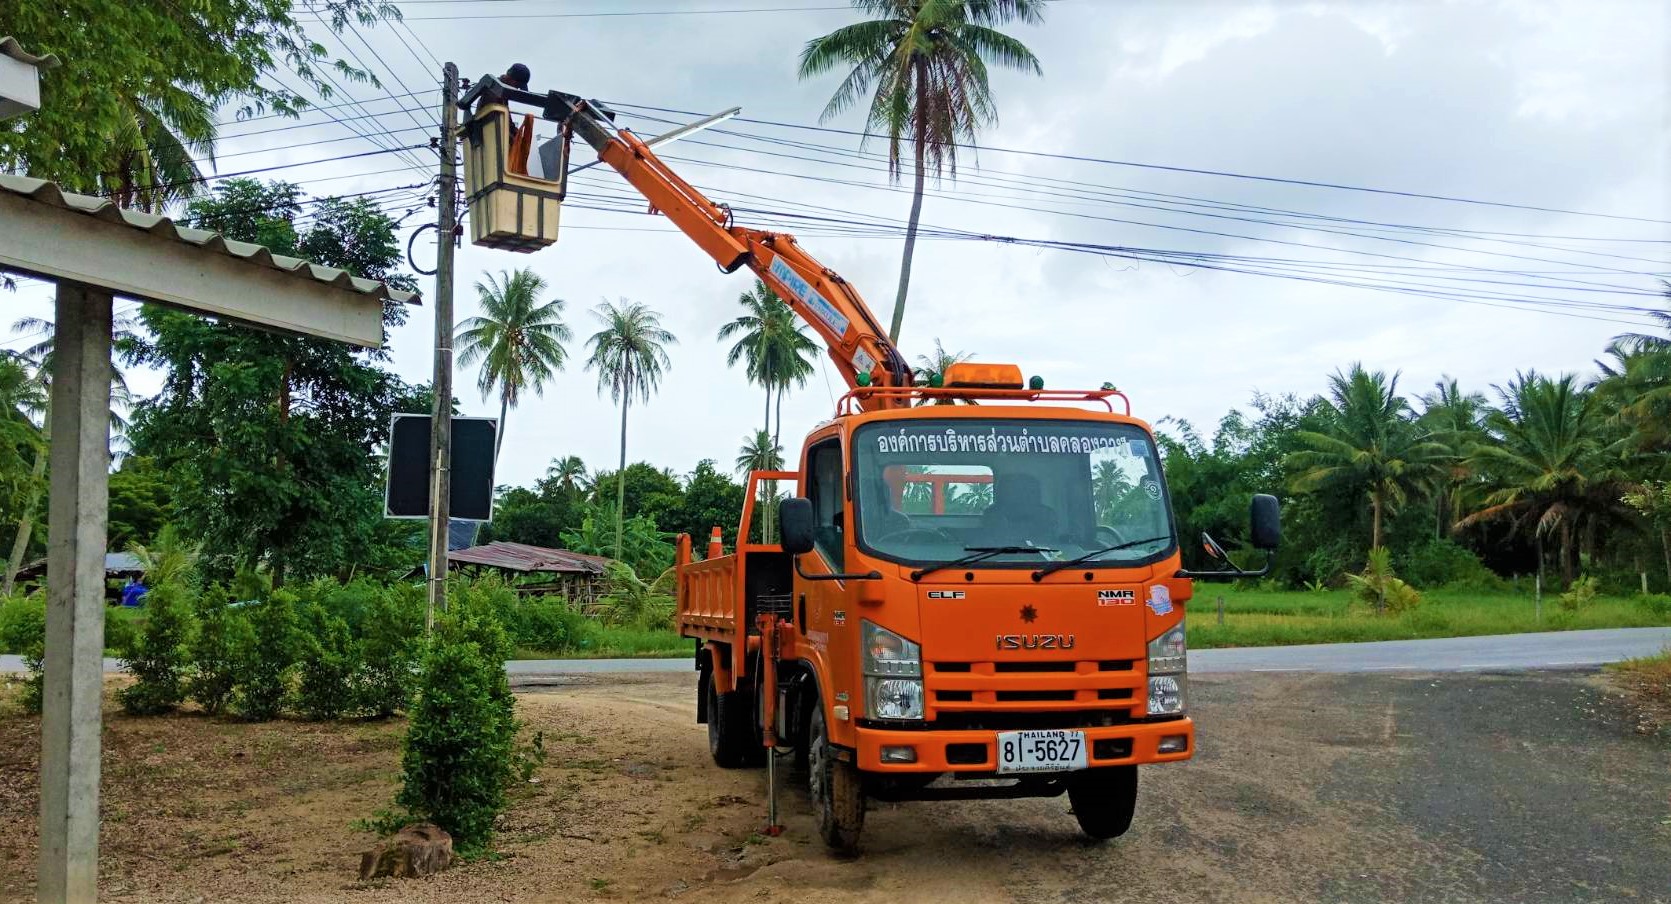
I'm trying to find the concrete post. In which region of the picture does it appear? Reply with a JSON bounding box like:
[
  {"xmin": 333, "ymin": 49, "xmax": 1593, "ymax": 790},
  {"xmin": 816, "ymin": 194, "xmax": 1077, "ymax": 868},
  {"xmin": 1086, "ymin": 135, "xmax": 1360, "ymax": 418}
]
[
  {"xmin": 38, "ymin": 283, "xmax": 113, "ymax": 904},
  {"xmin": 426, "ymin": 61, "xmax": 459, "ymax": 630}
]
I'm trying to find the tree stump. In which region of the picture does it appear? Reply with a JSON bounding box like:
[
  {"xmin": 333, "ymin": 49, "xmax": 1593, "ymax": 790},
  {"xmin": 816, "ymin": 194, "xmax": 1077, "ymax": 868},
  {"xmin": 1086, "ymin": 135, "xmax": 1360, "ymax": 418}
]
[{"xmin": 359, "ymin": 823, "xmax": 456, "ymax": 880}]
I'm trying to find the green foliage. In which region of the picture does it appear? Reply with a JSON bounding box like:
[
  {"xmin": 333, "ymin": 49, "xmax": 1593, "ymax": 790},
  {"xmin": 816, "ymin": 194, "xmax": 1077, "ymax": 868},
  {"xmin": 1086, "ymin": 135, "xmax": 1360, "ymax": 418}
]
[
  {"xmin": 585, "ymin": 299, "xmax": 677, "ymax": 559},
  {"xmin": 126, "ymin": 524, "xmax": 202, "ymax": 589},
  {"xmin": 186, "ymin": 588, "xmax": 254, "ymax": 716},
  {"xmin": 0, "ymin": 594, "xmax": 46, "ymax": 712},
  {"xmin": 514, "ymin": 595, "xmax": 590, "ymax": 653},
  {"xmin": 118, "ymin": 581, "xmax": 197, "ymax": 715},
  {"xmin": 1397, "ymin": 538, "xmax": 1501, "ymax": 590},
  {"xmin": 107, "ymin": 457, "xmax": 172, "ymax": 551},
  {"xmin": 1559, "ymin": 576, "xmax": 1600, "ymax": 612},
  {"xmin": 797, "ymin": 0, "xmax": 1046, "ymax": 337},
  {"xmin": 395, "ymin": 607, "xmax": 518, "ymax": 855},
  {"xmin": 128, "ymin": 179, "xmax": 418, "ymax": 583},
  {"xmin": 1638, "ymin": 594, "xmax": 1671, "ymax": 619},
  {"xmin": 1345, "ymin": 549, "xmax": 1423, "ymax": 616},
  {"xmin": 562, "ymin": 503, "xmax": 673, "ymax": 577},
  {"xmin": 295, "ymin": 604, "xmax": 360, "ymax": 721},
  {"xmin": 594, "ymin": 563, "xmax": 676, "ymax": 629},
  {"xmin": 359, "ymin": 583, "xmax": 425, "ymax": 718},
  {"xmin": 236, "ymin": 590, "xmax": 300, "ymax": 721},
  {"xmin": 0, "ymin": 0, "xmax": 392, "ymax": 204},
  {"xmin": 718, "ymin": 280, "xmax": 817, "ymax": 440},
  {"xmin": 456, "ymin": 269, "xmax": 572, "ymax": 458}
]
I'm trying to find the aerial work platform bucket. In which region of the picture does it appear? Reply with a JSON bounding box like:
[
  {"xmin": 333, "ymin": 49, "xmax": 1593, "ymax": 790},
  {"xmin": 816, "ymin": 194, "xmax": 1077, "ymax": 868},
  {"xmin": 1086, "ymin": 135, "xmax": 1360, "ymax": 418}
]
[{"xmin": 462, "ymin": 102, "xmax": 565, "ymax": 252}]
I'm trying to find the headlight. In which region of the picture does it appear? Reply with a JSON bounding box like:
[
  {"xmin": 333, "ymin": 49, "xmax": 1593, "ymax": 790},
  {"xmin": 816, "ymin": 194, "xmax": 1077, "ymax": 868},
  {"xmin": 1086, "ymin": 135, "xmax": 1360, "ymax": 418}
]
[
  {"xmin": 1148, "ymin": 674, "xmax": 1187, "ymax": 715},
  {"xmin": 1147, "ymin": 622, "xmax": 1187, "ymax": 675},
  {"xmin": 862, "ymin": 621, "xmax": 921, "ymax": 677},
  {"xmin": 866, "ymin": 677, "xmax": 925, "ymax": 720},
  {"xmin": 862, "ymin": 622, "xmax": 923, "ymax": 720}
]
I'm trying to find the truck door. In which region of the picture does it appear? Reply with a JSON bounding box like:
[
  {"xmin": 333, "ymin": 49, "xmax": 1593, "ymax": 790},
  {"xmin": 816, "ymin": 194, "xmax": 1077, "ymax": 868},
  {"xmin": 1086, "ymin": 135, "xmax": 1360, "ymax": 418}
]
[{"xmin": 797, "ymin": 435, "xmax": 855, "ymax": 735}]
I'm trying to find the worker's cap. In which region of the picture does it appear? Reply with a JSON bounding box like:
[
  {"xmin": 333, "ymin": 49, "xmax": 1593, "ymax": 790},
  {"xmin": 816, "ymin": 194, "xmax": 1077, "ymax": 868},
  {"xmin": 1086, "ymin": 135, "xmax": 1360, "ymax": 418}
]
[{"xmin": 503, "ymin": 63, "xmax": 531, "ymax": 89}]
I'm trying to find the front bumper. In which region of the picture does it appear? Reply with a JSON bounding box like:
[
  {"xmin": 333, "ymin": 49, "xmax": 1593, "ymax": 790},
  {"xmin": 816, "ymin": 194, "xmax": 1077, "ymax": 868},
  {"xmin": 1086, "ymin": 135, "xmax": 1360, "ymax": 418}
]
[{"xmin": 853, "ymin": 717, "xmax": 1194, "ymax": 772}]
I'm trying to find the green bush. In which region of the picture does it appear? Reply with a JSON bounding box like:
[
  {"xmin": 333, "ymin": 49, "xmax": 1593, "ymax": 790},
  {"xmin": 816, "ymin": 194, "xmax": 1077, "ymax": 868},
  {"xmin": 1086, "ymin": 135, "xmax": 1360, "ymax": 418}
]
[
  {"xmin": 118, "ymin": 581, "xmax": 197, "ymax": 715},
  {"xmin": 359, "ymin": 583, "xmax": 425, "ymax": 718},
  {"xmin": 452, "ymin": 576, "xmax": 520, "ymax": 635},
  {"xmin": 295, "ymin": 603, "xmax": 360, "ymax": 721},
  {"xmin": 395, "ymin": 606, "xmax": 518, "ymax": 855},
  {"xmin": 515, "ymin": 595, "xmax": 588, "ymax": 652},
  {"xmin": 1558, "ymin": 576, "xmax": 1600, "ymax": 612},
  {"xmin": 1346, "ymin": 548, "xmax": 1423, "ymax": 616},
  {"xmin": 103, "ymin": 611, "xmax": 139, "ymax": 657},
  {"xmin": 595, "ymin": 563, "xmax": 675, "ymax": 628},
  {"xmin": 236, "ymin": 590, "xmax": 300, "ymax": 721},
  {"xmin": 1398, "ymin": 539, "xmax": 1501, "ymax": 590},
  {"xmin": 1638, "ymin": 593, "xmax": 1671, "ymax": 619},
  {"xmin": 0, "ymin": 595, "xmax": 46, "ymax": 713},
  {"xmin": 187, "ymin": 588, "xmax": 254, "ymax": 716}
]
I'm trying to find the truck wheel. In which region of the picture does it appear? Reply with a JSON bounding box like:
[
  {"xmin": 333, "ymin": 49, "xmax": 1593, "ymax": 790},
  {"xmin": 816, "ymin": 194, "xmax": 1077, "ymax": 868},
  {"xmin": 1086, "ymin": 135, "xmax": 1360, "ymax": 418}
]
[
  {"xmin": 708, "ymin": 675, "xmax": 762, "ymax": 769},
  {"xmin": 1068, "ymin": 765, "xmax": 1138, "ymax": 840},
  {"xmin": 807, "ymin": 702, "xmax": 865, "ymax": 854}
]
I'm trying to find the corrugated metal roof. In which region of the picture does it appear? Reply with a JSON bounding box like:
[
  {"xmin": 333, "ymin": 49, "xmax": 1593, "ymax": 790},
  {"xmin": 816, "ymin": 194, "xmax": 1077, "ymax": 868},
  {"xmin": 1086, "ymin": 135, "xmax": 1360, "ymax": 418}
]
[
  {"xmin": 0, "ymin": 173, "xmax": 421, "ymax": 306},
  {"xmin": 0, "ymin": 37, "xmax": 60, "ymax": 69},
  {"xmin": 449, "ymin": 541, "xmax": 612, "ymax": 575}
]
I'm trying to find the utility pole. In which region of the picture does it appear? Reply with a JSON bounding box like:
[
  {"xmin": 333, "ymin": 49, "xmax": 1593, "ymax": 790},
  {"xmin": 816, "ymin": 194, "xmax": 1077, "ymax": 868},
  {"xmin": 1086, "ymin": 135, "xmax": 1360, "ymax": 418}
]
[{"xmin": 426, "ymin": 61, "xmax": 460, "ymax": 630}]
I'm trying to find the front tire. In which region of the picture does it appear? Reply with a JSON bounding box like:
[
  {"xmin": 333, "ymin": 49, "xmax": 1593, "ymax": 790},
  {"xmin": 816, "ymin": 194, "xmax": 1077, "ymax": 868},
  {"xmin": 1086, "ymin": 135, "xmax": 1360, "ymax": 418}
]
[
  {"xmin": 807, "ymin": 702, "xmax": 865, "ymax": 854},
  {"xmin": 1068, "ymin": 765, "xmax": 1138, "ymax": 840}
]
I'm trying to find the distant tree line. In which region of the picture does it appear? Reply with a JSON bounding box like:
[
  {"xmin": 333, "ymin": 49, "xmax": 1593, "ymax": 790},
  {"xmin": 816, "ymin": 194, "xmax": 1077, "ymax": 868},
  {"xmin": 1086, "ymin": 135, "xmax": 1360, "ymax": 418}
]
[{"xmin": 1163, "ymin": 293, "xmax": 1671, "ymax": 593}]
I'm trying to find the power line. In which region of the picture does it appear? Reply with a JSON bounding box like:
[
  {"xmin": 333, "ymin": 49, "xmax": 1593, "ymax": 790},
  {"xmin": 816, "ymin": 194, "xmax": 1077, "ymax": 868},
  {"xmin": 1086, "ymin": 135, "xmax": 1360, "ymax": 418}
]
[
  {"xmin": 605, "ymin": 100, "xmax": 1671, "ymax": 226},
  {"xmin": 400, "ymin": 4, "xmax": 848, "ymax": 20},
  {"xmin": 216, "ymin": 89, "xmax": 433, "ymax": 128},
  {"xmin": 94, "ymin": 146, "xmax": 428, "ymax": 200}
]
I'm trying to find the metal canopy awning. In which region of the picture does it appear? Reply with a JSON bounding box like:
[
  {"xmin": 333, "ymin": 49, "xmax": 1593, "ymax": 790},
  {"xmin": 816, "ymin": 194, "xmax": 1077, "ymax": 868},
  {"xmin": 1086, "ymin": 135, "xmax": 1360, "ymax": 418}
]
[
  {"xmin": 0, "ymin": 159, "xmax": 420, "ymax": 903},
  {"xmin": 0, "ymin": 173, "xmax": 420, "ymax": 347}
]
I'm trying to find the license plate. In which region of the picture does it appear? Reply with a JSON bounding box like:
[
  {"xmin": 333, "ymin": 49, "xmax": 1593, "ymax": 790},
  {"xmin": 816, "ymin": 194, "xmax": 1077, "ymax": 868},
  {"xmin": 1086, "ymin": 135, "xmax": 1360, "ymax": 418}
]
[{"xmin": 996, "ymin": 729, "xmax": 1087, "ymax": 774}]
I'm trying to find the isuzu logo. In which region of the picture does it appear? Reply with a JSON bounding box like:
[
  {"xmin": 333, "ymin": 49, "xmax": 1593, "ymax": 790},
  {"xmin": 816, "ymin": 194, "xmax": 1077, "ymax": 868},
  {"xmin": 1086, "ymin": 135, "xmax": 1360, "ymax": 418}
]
[{"xmin": 996, "ymin": 634, "xmax": 1077, "ymax": 651}]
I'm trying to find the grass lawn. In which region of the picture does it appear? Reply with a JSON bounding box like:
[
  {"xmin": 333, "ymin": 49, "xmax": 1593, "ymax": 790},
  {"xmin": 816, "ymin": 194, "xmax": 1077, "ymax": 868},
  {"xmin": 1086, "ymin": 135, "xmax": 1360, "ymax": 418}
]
[
  {"xmin": 517, "ymin": 623, "xmax": 689, "ymax": 660},
  {"xmin": 1186, "ymin": 587, "xmax": 1671, "ymax": 649}
]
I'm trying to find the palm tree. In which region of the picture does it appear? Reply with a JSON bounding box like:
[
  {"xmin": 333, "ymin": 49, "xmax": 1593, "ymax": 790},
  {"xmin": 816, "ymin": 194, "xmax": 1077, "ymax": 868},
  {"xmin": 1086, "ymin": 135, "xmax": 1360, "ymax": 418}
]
[
  {"xmin": 737, "ymin": 429, "xmax": 786, "ymax": 543},
  {"xmin": 915, "ymin": 338, "xmax": 972, "ymax": 405},
  {"xmin": 799, "ymin": 0, "xmax": 1047, "ymax": 342},
  {"xmin": 1418, "ymin": 376, "xmax": 1489, "ymax": 538},
  {"xmin": 2, "ymin": 315, "xmax": 141, "ymax": 594},
  {"xmin": 544, "ymin": 455, "xmax": 590, "ymax": 495},
  {"xmin": 102, "ymin": 88, "xmax": 217, "ymax": 213},
  {"xmin": 456, "ymin": 269, "xmax": 572, "ymax": 460},
  {"xmin": 585, "ymin": 299, "xmax": 676, "ymax": 558},
  {"xmin": 1286, "ymin": 364, "xmax": 1450, "ymax": 553},
  {"xmin": 718, "ymin": 280, "xmax": 819, "ymax": 444},
  {"xmin": 1456, "ymin": 371, "xmax": 1631, "ymax": 587}
]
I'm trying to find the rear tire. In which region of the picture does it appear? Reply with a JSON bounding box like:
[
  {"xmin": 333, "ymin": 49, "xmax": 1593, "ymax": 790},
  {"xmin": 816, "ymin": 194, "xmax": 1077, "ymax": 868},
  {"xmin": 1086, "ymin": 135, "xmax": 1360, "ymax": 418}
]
[
  {"xmin": 707, "ymin": 673, "xmax": 760, "ymax": 769},
  {"xmin": 808, "ymin": 702, "xmax": 865, "ymax": 854},
  {"xmin": 1068, "ymin": 765, "xmax": 1138, "ymax": 840}
]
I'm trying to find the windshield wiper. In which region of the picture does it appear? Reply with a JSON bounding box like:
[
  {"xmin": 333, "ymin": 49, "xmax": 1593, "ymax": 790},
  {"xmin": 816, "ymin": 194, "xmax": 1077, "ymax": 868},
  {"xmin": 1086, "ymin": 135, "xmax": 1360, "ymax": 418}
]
[
  {"xmin": 910, "ymin": 545, "xmax": 1057, "ymax": 582},
  {"xmin": 1031, "ymin": 535, "xmax": 1172, "ymax": 581}
]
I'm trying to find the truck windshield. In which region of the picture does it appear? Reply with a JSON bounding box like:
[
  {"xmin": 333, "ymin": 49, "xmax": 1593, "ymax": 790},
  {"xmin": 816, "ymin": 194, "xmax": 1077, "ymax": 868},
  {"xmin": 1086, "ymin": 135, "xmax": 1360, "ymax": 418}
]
[{"xmin": 852, "ymin": 419, "xmax": 1175, "ymax": 569}]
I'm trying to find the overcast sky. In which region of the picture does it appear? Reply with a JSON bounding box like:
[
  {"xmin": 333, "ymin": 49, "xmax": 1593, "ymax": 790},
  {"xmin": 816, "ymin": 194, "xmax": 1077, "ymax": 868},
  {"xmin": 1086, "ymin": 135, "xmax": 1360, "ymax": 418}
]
[{"xmin": 9, "ymin": 0, "xmax": 1669, "ymax": 491}]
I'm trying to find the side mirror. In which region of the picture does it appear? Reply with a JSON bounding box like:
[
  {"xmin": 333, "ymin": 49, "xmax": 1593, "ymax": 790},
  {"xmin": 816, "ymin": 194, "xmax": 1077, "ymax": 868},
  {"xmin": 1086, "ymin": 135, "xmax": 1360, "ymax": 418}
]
[
  {"xmin": 1250, "ymin": 494, "xmax": 1281, "ymax": 550},
  {"xmin": 778, "ymin": 497, "xmax": 816, "ymax": 555}
]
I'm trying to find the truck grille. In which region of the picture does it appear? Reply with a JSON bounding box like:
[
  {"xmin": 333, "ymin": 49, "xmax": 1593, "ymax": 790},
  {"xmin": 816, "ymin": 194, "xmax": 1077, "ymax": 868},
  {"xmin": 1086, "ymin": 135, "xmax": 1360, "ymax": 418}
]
[{"xmin": 927, "ymin": 659, "xmax": 1143, "ymax": 718}]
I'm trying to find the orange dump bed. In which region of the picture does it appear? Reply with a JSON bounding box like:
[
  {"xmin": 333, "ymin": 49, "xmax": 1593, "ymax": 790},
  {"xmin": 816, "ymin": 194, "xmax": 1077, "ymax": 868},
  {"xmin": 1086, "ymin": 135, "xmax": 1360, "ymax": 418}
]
[{"xmin": 676, "ymin": 551, "xmax": 742, "ymax": 642}]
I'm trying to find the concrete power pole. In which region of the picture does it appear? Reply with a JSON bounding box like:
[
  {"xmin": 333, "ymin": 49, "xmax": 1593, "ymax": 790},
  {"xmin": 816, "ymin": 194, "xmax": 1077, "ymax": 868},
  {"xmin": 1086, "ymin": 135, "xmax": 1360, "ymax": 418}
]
[{"xmin": 426, "ymin": 61, "xmax": 460, "ymax": 630}]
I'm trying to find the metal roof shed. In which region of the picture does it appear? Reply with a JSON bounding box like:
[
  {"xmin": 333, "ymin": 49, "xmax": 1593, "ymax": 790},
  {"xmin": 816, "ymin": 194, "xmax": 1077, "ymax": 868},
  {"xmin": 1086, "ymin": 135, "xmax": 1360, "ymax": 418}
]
[{"xmin": 0, "ymin": 151, "xmax": 419, "ymax": 901}]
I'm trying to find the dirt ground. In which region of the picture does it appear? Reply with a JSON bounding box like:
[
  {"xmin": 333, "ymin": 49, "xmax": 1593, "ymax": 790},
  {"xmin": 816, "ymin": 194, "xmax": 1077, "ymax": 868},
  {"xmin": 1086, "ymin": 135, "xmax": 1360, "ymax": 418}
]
[{"xmin": 1, "ymin": 669, "xmax": 1667, "ymax": 904}]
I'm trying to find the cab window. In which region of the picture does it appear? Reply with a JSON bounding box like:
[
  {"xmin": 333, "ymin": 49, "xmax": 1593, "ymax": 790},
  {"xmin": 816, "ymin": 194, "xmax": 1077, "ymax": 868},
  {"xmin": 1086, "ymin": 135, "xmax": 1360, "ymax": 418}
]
[{"xmin": 805, "ymin": 438, "xmax": 845, "ymax": 571}]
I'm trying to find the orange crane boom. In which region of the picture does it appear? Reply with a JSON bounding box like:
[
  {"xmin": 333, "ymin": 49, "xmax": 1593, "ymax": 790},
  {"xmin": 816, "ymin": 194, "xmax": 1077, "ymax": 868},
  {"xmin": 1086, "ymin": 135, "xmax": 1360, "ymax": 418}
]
[{"xmin": 546, "ymin": 92, "xmax": 914, "ymax": 408}]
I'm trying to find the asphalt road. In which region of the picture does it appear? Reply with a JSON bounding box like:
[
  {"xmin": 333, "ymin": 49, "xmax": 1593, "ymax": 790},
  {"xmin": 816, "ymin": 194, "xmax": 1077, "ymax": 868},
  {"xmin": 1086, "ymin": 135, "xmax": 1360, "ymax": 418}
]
[
  {"xmin": 504, "ymin": 626, "xmax": 1671, "ymax": 676},
  {"xmin": 4, "ymin": 626, "xmax": 1668, "ymax": 677}
]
